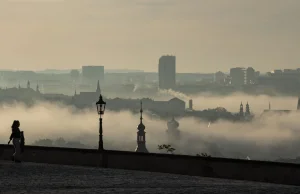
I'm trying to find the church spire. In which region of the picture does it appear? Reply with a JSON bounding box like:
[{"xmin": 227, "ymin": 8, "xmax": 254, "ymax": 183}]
[
  {"xmin": 245, "ymin": 102, "xmax": 250, "ymax": 116},
  {"xmin": 96, "ymin": 80, "xmax": 101, "ymax": 93},
  {"xmin": 36, "ymin": 83, "xmax": 40, "ymax": 93},
  {"xmin": 239, "ymin": 102, "xmax": 244, "ymax": 116},
  {"xmin": 140, "ymin": 101, "xmax": 143, "ymax": 124},
  {"xmin": 135, "ymin": 100, "xmax": 148, "ymax": 153}
]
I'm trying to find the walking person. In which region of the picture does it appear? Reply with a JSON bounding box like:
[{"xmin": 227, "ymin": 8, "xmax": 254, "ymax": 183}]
[{"xmin": 8, "ymin": 120, "xmax": 22, "ymax": 163}]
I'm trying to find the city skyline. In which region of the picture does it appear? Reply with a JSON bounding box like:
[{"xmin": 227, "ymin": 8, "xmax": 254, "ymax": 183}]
[{"xmin": 0, "ymin": 0, "xmax": 300, "ymax": 72}]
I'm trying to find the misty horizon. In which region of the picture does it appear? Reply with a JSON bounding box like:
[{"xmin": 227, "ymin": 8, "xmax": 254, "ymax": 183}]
[{"xmin": 1, "ymin": 93, "xmax": 300, "ymax": 161}]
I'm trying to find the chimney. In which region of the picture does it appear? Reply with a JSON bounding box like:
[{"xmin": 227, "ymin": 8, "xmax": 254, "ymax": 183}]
[{"xmin": 189, "ymin": 99, "xmax": 193, "ymax": 110}]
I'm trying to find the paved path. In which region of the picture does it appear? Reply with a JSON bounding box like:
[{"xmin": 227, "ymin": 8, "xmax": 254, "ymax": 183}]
[{"xmin": 0, "ymin": 161, "xmax": 299, "ymax": 194}]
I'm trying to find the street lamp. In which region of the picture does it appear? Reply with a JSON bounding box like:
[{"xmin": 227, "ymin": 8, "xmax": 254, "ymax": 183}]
[{"xmin": 96, "ymin": 94, "xmax": 106, "ymax": 151}]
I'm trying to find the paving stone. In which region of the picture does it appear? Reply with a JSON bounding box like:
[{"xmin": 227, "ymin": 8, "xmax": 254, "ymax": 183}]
[{"xmin": 0, "ymin": 161, "xmax": 299, "ymax": 194}]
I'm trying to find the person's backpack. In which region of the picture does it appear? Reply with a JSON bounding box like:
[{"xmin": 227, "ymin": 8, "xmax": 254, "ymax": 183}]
[{"xmin": 20, "ymin": 131, "xmax": 25, "ymax": 153}]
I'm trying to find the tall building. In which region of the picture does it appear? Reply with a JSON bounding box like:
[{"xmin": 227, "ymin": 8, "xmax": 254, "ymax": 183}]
[
  {"xmin": 246, "ymin": 67, "xmax": 255, "ymax": 84},
  {"xmin": 82, "ymin": 66, "xmax": 104, "ymax": 83},
  {"xmin": 158, "ymin": 55, "xmax": 176, "ymax": 89},
  {"xmin": 230, "ymin": 67, "xmax": 246, "ymax": 86}
]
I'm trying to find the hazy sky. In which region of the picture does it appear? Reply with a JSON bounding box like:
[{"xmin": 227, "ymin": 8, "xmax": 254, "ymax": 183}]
[{"xmin": 0, "ymin": 0, "xmax": 299, "ymax": 72}]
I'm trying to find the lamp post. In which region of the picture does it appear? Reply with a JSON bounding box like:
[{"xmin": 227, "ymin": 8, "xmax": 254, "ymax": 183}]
[{"xmin": 96, "ymin": 94, "xmax": 106, "ymax": 151}]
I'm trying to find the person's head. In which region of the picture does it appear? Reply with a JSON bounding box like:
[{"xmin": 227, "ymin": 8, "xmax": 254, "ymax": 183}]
[{"xmin": 11, "ymin": 120, "xmax": 20, "ymax": 129}]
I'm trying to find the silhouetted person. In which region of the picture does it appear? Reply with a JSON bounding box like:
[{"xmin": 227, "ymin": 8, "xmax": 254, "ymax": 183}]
[{"xmin": 8, "ymin": 120, "xmax": 23, "ymax": 163}]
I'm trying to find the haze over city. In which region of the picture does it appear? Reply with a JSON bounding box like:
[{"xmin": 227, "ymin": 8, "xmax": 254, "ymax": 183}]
[
  {"xmin": 2, "ymin": 1, "xmax": 300, "ymax": 192},
  {"xmin": 1, "ymin": 0, "xmax": 300, "ymax": 72}
]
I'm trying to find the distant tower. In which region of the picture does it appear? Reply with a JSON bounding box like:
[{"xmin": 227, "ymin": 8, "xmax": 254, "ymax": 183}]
[
  {"xmin": 36, "ymin": 83, "xmax": 40, "ymax": 93},
  {"xmin": 27, "ymin": 80, "xmax": 30, "ymax": 89},
  {"xmin": 135, "ymin": 101, "xmax": 148, "ymax": 153},
  {"xmin": 18, "ymin": 82, "xmax": 21, "ymax": 89},
  {"xmin": 166, "ymin": 116, "xmax": 180, "ymax": 142},
  {"xmin": 96, "ymin": 80, "xmax": 101, "ymax": 94},
  {"xmin": 245, "ymin": 102, "xmax": 250, "ymax": 116},
  {"xmin": 239, "ymin": 102, "xmax": 244, "ymax": 116},
  {"xmin": 74, "ymin": 89, "xmax": 77, "ymax": 96},
  {"xmin": 297, "ymin": 97, "xmax": 300, "ymax": 110}
]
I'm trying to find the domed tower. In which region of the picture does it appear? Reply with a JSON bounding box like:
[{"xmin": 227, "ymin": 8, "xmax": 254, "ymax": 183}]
[
  {"xmin": 135, "ymin": 101, "xmax": 148, "ymax": 153},
  {"xmin": 167, "ymin": 117, "xmax": 179, "ymax": 130},
  {"xmin": 166, "ymin": 116, "xmax": 180, "ymax": 142}
]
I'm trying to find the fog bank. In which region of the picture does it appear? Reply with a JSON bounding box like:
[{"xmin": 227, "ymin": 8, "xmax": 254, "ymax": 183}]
[{"xmin": 0, "ymin": 94, "xmax": 300, "ymax": 161}]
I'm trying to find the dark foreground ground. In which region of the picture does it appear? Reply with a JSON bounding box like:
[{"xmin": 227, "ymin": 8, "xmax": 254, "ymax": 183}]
[{"xmin": 0, "ymin": 161, "xmax": 299, "ymax": 194}]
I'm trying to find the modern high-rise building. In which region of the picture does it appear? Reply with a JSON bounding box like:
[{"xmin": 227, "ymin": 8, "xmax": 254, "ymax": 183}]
[
  {"xmin": 158, "ymin": 55, "xmax": 176, "ymax": 89},
  {"xmin": 230, "ymin": 67, "xmax": 246, "ymax": 86},
  {"xmin": 246, "ymin": 67, "xmax": 255, "ymax": 84},
  {"xmin": 82, "ymin": 66, "xmax": 104, "ymax": 83}
]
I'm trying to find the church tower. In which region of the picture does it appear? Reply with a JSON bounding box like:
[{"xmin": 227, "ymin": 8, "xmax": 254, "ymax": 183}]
[
  {"xmin": 27, "ymin": 80, "xmax": 30, "ymax": 89},
  {"xmin": 96, "ymin": 80, "xmax": 101, "ymax": 94},
  {"xmin": 239, "ymin": 102, "xmax": 244, "ymax": 116},
  {"xmin": 135, "ymin": 101, "xmax": 148, "ymax": 153},
  {"xmin": 245, "ymin": 102, "xmax": 250, "ymax": 116}
]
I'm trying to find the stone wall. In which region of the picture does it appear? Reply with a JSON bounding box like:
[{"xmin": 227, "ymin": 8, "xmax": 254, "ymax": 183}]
[
  {"xmin": 105, "ymin": 150, "xmax": 300, "ymax": 186},
  {"xmin": 1, "ymin": 144, "xmax": 300, "ymax": 186}
]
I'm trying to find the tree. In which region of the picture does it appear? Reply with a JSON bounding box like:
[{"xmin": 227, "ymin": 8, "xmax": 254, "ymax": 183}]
[
  {"xmin": 70, "ymin": 69, "xmax": 80, "ymax": 80},
  {"xmin": 158, "ymin": 144, "xmax": 176, "ymax": 154}
]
